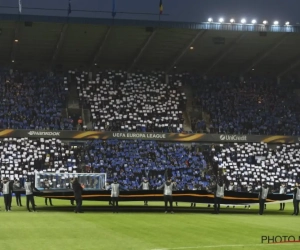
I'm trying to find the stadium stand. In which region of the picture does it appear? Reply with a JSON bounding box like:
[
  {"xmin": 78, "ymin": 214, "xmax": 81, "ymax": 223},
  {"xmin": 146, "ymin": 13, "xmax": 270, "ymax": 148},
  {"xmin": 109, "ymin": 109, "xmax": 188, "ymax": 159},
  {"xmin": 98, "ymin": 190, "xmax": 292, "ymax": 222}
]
[
  {"xmin": 72, "ymin": 71, "xmax": 186, "ymax": 132},
  {"xmin": 214, "ymin": 142, "xmax": 300, "ymax": 193},
  {"xmin": 83, "ymin": 139, "xmax": 211, "ymax": 191},
  {"xmin": 0, "ymin": 138, "xmax": 212, "ymax": 191},
  {"xmin": 192, "ymin": 77, "xmax": 300, "ymax": 136},
  {"xmin": 2, "ymin": 136, "xmax": 298, "ymax": 194},
  {"xmin": 0, "ymin": 70, "xmax": 72, "ymax": 130},
  {"xmin": 0, "ymin": 138, "xmax": 81, "ymax": 185}
]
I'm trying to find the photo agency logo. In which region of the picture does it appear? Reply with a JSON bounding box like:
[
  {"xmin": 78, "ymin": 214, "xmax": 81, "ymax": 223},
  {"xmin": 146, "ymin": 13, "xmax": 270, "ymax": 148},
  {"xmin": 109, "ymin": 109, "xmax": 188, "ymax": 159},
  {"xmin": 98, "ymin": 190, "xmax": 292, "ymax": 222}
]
[
  {"xmin": 219, "ymin": 134, "xmax": 247, "ymax": 141},
  {"xmin": 261, "ymin": 235, "xmax": 300, "ymax": 244}
]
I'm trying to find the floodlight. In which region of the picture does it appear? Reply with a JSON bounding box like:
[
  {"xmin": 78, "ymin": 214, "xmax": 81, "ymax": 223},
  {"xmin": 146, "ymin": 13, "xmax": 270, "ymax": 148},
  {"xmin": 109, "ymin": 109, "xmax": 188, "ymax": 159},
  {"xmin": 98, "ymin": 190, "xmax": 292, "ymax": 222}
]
[
  {"xmin": 263, "ymin": 20, "xmax": 268, "ymax": 25},
  {"xmin": 230, "ymin": 19, "xmax": 235, "ymax": 23},
  {"xmin": 219, "ymin": 18, "xmax": 224, "ymax": 23},
  {"xmin": 241, "ymin": 18, "xmax": 246, "ymax": 24},
  {"xmin": 285, "ymin": 22, "xmax": 290, "ymax": 25},
  {"xmin": 208, "ymin": 18, "xmax": 213, "ymax": 22},
  {"xmin": 251, "ymin": 19, "xmax": 257, "ymax": 24},
  {"xmin": 274, "ymin": 21, "xmax": 279, "ymax": 25}
]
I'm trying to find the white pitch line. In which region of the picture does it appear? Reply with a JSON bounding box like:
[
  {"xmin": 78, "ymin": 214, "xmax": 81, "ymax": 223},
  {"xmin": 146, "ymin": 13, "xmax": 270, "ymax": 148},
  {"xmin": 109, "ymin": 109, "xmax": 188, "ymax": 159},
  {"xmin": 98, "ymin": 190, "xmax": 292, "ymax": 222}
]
[{"xmin": 150, "ymin": 243, "xmax": 300, "ymax": 250}]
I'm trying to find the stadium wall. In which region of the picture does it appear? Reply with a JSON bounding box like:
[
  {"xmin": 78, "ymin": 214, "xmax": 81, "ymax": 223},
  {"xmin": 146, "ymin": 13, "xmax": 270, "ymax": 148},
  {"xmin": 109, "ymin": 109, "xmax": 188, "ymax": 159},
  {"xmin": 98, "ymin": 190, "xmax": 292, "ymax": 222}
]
[{"xmin": 0, "ymin": 129, "xmax": 299, "ymax": 143}]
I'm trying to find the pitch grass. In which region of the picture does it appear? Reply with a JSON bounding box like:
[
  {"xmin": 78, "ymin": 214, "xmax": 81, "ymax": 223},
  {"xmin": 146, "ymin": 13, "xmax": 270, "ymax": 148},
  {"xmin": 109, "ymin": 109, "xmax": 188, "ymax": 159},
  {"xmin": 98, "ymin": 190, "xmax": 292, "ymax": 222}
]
[{"xmin": 0, "ymin": 198, "xmax": 299, "ymax": 250}]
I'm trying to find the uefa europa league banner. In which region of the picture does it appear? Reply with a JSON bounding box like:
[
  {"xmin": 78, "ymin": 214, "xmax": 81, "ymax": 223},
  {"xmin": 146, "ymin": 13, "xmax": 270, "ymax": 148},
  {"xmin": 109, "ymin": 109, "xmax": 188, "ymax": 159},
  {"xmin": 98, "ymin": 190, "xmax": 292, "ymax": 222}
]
[{"xmin": 0, "ymin": 129, "xmax": 299, "ymax": 143}]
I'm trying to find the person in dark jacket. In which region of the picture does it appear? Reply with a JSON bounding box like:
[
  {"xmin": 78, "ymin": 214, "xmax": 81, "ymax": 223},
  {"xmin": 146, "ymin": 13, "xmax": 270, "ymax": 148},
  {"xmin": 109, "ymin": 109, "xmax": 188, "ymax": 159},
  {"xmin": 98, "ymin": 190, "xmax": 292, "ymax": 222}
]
[
  {"xmin": 44, "ymin": 179, "xmax": 53, "ymax": 206},
  {"xmin": 258, "ymin": 182, "xmax": 269, "ymax": 215},
  {"xmin": 13, "ymin": 179, "xmax": 22, "ymax": 207},
  {"xmin": 72, "ymin": 178, "xmax": 83, "ymax": 213},
  {"xmin": 292, "ymin": 183, "xmax": 300, "ymax": 216}
]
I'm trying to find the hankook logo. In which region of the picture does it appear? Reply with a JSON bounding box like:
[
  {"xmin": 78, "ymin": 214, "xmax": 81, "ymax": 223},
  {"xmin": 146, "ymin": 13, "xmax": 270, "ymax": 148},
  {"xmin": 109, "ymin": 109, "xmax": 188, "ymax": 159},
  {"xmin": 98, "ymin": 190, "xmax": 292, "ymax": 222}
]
[
  {"xmin": 219, "ymin": 134, "xmax": 247, "ymax": 141},
  {"xmin": 28, "ymin": 131, "xmax": 60, "ymax": 136}
]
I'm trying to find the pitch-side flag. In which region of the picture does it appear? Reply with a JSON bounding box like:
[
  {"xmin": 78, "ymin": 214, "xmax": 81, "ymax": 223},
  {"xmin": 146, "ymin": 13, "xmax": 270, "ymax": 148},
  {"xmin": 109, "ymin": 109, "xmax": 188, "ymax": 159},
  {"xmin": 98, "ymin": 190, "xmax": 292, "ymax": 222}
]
[
  {"xmin": 18, "ymin": 0, "xmax": 22, "ymax": 14},
  {"xmin": 159, "ymin": 0, "xmax": 163, "ymax": 15},
  {"xmin": 68, "ymin": 0, "xmax": 72, "ymax": 15},
  {"xmin": 112, "ymin": 0, "xmax": 116, "ymax": 18}
]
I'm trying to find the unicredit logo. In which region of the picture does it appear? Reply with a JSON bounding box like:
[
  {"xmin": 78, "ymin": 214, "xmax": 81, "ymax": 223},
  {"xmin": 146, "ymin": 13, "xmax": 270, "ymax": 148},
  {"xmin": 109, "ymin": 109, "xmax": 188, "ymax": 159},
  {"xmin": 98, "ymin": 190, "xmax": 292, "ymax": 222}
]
[
  {"xmin": 219, "ymin": 134, "xmax": 247, "ymax": 141},
  {"xmin": 28, "ymin": 131, "xmax": 60, "ymax": 136}
]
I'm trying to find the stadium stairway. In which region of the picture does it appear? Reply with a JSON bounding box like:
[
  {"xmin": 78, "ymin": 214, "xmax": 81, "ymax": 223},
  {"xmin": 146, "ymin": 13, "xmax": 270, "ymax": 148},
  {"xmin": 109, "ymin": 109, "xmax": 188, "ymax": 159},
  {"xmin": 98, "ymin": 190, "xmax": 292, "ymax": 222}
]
[
  {"xmin": 67, "ymin": 74, "xmax": 80, "ymax": 109},
  {"xmin": 294, "ymin": 88, "xmax": 300, "ymax": 99},
  {"xmin": 83, "ymin": 108, "xmax": 92, "ymax": 130},
  {"xmin": 182, "ymin": 84, "xmax": 193, "ymax": 131}
]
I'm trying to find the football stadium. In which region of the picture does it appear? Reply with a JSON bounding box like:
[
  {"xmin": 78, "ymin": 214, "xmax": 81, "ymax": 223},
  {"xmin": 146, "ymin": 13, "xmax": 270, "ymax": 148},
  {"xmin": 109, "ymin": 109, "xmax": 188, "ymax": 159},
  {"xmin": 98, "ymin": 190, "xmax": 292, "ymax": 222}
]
[{"xmin": 1, "ymin": 1, "xmax": 300, "ymax": 250}]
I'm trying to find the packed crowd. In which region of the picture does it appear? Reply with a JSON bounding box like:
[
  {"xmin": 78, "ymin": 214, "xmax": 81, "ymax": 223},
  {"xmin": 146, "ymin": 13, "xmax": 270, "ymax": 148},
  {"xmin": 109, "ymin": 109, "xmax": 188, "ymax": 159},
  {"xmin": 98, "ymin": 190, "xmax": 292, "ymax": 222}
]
[
  {"xmin": 74, "ymin": 71, "xmax": 186, "ymax": 133},
  {"xmin": 214, "ymin": 142, "xmax": 300, "ymax": 193},
  {"xmin": 0, "ymin": 70, "xmax": 72, "ymax": 130},
  {"xmin": 0, "ymin": 137, "xmax": 82, "ymax": 185},
  {"xmin": 83, "ymin": 139, "xmax": 211, "ymax": 191},
  {"xmin": 0, "ymin": 137, "xmax": 298, "ymax": 193},
  {"xmin": 0, "ymin": 137, "xmax": 211, "ymax": 190},
  {"xmin": 192, "ymin": 77, "xmax": 300, "ymax": 135}
]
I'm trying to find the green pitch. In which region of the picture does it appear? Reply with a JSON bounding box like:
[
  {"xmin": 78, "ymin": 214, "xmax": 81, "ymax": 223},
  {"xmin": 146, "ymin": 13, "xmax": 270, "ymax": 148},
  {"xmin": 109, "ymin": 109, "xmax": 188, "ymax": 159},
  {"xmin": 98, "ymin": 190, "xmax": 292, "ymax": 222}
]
[{"xmin": 0, "ymin": 197, "xmax": 299, "ymax": 250}]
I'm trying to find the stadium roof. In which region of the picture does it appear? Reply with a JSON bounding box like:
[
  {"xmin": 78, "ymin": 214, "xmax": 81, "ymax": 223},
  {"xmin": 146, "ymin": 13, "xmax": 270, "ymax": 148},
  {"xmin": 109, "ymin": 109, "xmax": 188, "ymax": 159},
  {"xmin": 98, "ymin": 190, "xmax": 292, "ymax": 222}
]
[{"xmin": 1, "ymin": 13, "xmax": 300, "ymax": 76}]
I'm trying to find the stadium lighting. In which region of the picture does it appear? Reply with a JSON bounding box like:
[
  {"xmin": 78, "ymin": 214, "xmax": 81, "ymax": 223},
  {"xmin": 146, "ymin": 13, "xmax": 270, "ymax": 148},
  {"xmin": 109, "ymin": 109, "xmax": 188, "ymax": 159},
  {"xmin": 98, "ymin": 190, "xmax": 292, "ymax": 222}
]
[
  {"xmin": 219, "ymin": 18, "xmax": 224, "ymax": 23},
  {"xmin": 12, "ymin": 60, "xmax": 14, "ymax": 63},
  {"xmin": 251, "ymin": 19, "xmax": 257, "ymax": 24},
  {"xmin": 263, "ymin": 20, "xmax": 268, "ymax": 25},
  {"xmin": 190, "ymin": 46, "xmax": 194, "ymax": 50},
  {"xmin": 273, "ymin": 21, "xmax": 279, "ymax": 25},
  {"xmin": 230, "ymin": 19, "xmax": 235, "ymax": 23},
  {"xmin": 14, "ymin": 39, "xmax": 19, "ymax": 43},
  {"xmin": 208, "ymin": 18, "xmax": 213, "ymax": 22},
  {"xmin": 285, "ymin": 21, "xmax": 290, "ymax": 25},
  {"xmin": 241, "ymin": 18, "xmax": 246, "ymax": 24}
]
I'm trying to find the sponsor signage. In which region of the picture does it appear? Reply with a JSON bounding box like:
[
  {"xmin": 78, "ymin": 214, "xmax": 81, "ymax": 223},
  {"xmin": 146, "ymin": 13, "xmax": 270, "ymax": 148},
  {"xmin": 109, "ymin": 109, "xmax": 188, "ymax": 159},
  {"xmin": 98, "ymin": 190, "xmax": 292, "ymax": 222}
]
[
  {"xmin": 219, "ymin": 134, "xmax": 247, "ymax": 141},
  {"xmin": 0, "ymin": 129, "xmax": 298, "ymax": 143},
  {"xmin": 27, "ymin": 131, "xmax": 61, "ymax": 137}
]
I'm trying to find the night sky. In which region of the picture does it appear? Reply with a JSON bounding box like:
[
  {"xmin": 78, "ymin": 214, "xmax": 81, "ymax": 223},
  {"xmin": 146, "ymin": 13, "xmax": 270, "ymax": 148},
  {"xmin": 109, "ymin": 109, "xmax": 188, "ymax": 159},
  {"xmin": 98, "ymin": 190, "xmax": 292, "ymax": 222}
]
[{"xmin": 0, "ymin": 0, "xmax": 299, "ymax": 25}]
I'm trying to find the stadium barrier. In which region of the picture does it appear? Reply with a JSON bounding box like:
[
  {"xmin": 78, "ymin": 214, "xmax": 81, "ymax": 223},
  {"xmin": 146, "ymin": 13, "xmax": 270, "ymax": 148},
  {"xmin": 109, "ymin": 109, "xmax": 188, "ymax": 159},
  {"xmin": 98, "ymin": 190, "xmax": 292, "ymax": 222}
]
[{"xmin": 0, "ymin": 129, "xmax": 299, "ymax": 143}]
